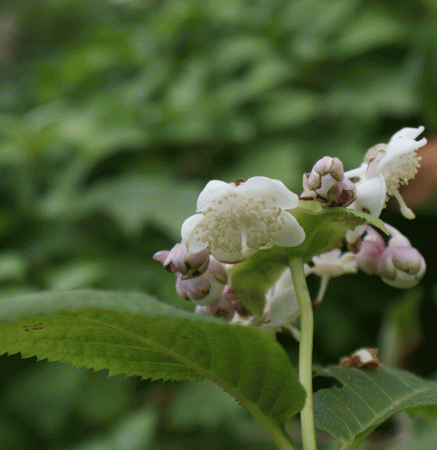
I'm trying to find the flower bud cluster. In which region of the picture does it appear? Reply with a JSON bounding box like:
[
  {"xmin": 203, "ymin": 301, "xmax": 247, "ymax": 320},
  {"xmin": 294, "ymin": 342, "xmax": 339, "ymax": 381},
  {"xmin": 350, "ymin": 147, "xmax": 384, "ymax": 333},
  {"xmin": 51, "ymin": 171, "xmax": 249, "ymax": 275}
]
[
  {"xmin": 356, "ymin": 225, "xmax": 426, "ymax": 289},
  {"xmin": 303, "ymin": 156, "xmax": 356, "ymax": 207},
  {"xmin": 154, "ymin": 242, "xmax": 228, "ymax": 305}
]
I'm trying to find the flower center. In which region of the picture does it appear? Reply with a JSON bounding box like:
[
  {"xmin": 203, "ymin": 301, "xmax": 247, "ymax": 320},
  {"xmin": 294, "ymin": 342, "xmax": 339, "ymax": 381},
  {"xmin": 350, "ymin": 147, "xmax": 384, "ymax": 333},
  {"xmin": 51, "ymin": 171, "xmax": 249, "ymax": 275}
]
[
  {"xmin": 383, "ymin": 150, "xmax": 421, "ymax": 197},
  {"xmin": 194, "ymin": 191, "xmax": 283, "ymax": 255}
]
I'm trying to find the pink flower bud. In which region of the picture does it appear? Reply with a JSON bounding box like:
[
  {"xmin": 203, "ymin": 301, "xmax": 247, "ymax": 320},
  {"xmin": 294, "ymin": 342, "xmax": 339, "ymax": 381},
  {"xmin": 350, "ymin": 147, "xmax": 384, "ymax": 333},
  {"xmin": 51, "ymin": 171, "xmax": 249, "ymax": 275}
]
[
  {"xmin": 195, "ymin": 287, "xmax": 236, "ymax": 319},
  {"xmin": 153, "ymin": 241, "xmax": 210, "ymax": 279},
  {"xmin": 303, "ymin": 156, "xmax": 356, "ymax": 207},
  {"xmin": 175, "ymin": 257, "xmax": 228, "ymax": 304},
  {"xmin": 355, "ymin": 226, "xmax": 386, "ymax": 275},
  {"xmin": 377, "ymin": 245, "xmax": 426, "ymax": 289}
]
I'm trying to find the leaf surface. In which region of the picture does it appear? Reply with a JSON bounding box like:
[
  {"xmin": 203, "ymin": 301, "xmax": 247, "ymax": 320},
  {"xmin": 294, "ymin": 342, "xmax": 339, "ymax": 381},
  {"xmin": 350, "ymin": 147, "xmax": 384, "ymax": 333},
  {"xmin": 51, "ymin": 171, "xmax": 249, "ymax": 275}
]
[
  {"xmin": 314, "ymin": 365, "xmax": 437, "ymax": 449},
  {"xmin": 0, "ymin": 290, "xmax": 305, "ymax": 427}
]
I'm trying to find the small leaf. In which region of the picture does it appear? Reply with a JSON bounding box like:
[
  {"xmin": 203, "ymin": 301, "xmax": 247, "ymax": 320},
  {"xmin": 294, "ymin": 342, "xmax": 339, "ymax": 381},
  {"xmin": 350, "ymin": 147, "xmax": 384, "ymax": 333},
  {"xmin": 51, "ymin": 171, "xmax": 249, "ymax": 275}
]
[
  {"xmin": 288, "ymin": 203, "xmax": 388, "ymax": 260},
  {"xmin": 314, "ymin": 365, "xmax": 437, "ymax": 449},
  {"xmin": 231, "ymin": 250, "xmax": 289, "ymax": 319},
  {"xmin": 0, "ymin": 290, "xmax": 305, "ymax": 427}
]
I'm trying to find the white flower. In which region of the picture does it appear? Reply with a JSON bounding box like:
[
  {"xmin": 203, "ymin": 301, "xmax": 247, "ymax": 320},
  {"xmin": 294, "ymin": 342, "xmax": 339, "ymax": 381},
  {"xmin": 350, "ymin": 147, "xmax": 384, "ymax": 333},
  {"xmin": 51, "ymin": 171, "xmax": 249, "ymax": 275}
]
[
  {"xmin": 181, "ymin": 176, "xmax": 305, "ymax": 263},
  {"xmin": 346, "ymin": 126, "xmax": 427, "ymax": 219},
  {"xmin": 305, "ymin": 249, "xmax": 357, "ymax": 304}
]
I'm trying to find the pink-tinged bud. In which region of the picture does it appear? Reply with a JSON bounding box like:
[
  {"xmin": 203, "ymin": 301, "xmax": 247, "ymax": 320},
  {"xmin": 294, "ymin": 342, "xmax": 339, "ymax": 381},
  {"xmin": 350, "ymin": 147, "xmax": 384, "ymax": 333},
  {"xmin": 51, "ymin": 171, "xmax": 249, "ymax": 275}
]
[
  {"xmin": 377, "ymin": 245, "xmax": 426, "ymax": 289},
  {"xmin": 175, "ymin": 257, "xmax": 228, "ymax": 305},
  {"xmin": 303, "ymin": 156, "xmax": 356, "ymax": 207},
  {"xmin": 195, "ymin": 287, "xmax": 235, "ymax": 319},
  {"xmin": 153, "ymin": 242, "xmax": 210, "ymax": 278},
  {"xmin": 339, "ymin": 177, "xmax": 357, "ymax": 206},
  {"xmin": 153, "ymin": 250, "xmax": 170, "ymax": 266},
  {"xmin": 355, "ymin": 226, "xmax": 386, "ymax": 275}
]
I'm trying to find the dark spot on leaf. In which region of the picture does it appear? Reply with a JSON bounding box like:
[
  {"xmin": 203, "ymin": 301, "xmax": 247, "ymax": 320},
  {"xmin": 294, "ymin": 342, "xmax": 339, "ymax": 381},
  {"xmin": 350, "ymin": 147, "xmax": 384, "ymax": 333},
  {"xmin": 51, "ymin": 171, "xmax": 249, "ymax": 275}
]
[
  {"xmin": 23, "ymin": 323, "xmax": 44, "ymax": 331},
  {"xmin": 180, "ymin": 335, "xmax": 188, "ymax": 340}
]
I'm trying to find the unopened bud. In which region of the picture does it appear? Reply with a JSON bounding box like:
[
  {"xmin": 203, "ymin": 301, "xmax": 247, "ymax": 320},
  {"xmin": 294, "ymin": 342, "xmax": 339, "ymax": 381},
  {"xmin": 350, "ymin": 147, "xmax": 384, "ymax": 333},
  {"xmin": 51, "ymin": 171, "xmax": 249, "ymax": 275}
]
[
  {"xmin": 378, "ymin": 245, "xmax": 426, "ymax": 289},
  {"xmin": 153, "ymin": 241, "xmax": 210, "ymax": 279},
  {"xmin": 175, "ymin": 257, "xmax": 228, "ymax": 304},
  {"xmin": 303, "ymin": 156, "xmax": 356, "ymax": 207},
  {"xmin": 195, "ymin": 286, "xmax": 236, "ymax": 319}
]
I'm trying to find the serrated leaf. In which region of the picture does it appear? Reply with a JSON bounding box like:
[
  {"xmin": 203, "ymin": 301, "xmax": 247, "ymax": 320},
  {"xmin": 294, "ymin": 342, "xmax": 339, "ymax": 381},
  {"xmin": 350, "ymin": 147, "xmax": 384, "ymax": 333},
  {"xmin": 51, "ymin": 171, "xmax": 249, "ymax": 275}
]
[
  {"xmin": 0, "ymin": 290, "xmax": 305, "ymax": 428},
  {"xmin": 313, "ymin": 365, "xmax": 437, "ymax": 450}
]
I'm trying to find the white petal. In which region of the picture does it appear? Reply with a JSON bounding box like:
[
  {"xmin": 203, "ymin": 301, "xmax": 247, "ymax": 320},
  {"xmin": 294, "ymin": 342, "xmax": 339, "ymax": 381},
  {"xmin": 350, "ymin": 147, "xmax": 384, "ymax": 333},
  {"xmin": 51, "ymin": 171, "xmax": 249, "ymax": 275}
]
[
  {"xmin": 267, "ymin": 288, "xmax": 299, "ymax": 327},
  {"xmin": 317, "ymin": 249, "xmax": 342, "ymax": 262},
  {"xmin": 346, "ymin": 224, "xmax": 366, "ymax": 243},
  {"xmin": 208, "ymin": 247, "xmax": 249, "ymax": 264},
  {"xmin": 270, "ymin": 268, "xmax": 293, "ymax": 295},
  {"xmin": 181, "ymin": 214, "xmax": 208, "ymax": 253},
  {"xmin": 196, "ymin": 180, "xmax": 233, "ymax": 211},
  {"xmin": 389, "ymin": 126, "xmax": 425, "ymax": 141},
  {"xmin": 378, "ymin": 136, "xmax": 427, "ymax": 173},
  {"xmin": 353, "ymin": 175, "xmax": 386, "ymax": 217},
  {"xmin": 242, "ymin": 176, "xmax": 299, "ymax": 209},
  {"xmin": 272, "ymin": 211, "xmax": 306, "ymax": 247},
  {"xmin": 344, "ymin": 163, "xmax": 367, "ymax": 180}
]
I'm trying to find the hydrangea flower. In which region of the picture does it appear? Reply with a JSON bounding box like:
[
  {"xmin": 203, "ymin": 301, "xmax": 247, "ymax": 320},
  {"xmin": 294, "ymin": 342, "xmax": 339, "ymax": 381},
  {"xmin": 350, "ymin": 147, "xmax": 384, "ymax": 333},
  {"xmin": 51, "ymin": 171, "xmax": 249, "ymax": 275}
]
[{"xmin": 181, "ymin": 176, "xmax": 305, "ymax": 263}]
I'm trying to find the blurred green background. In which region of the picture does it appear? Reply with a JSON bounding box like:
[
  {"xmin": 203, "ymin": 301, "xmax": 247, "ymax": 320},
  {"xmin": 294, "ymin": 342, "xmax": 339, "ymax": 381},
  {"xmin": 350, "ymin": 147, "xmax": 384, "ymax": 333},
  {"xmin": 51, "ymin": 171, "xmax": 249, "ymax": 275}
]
[{"xmin": 1, "ymin": 0, "xmax": 437, "ymax": 448}]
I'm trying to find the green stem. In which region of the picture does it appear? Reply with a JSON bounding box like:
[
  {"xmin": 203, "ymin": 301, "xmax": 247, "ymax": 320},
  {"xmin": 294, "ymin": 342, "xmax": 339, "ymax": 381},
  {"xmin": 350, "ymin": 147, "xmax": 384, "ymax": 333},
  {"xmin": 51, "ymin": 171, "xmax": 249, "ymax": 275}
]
[
  {"xmin": 255, "ymin": 416, "xmax": 297, "ymax": 450},
  {"xmin": 289, "ymin": 257, "xmax": 317, "ymax": 450}
]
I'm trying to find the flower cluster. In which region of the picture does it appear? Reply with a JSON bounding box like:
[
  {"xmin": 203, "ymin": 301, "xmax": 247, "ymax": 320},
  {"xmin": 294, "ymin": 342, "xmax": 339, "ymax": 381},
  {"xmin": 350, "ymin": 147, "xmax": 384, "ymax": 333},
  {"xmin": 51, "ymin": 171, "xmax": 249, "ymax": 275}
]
[{"xmin": 154, "ymin": 127, "xmax": 427, "ymax": 337}]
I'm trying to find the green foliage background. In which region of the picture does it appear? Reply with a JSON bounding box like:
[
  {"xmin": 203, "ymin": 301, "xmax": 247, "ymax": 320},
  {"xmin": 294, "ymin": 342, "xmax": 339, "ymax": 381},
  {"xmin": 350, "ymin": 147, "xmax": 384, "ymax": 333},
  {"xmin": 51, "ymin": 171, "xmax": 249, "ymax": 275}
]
[{"xmin": 1, "ymin": 0, "xmax": 437, "ymax": 448}]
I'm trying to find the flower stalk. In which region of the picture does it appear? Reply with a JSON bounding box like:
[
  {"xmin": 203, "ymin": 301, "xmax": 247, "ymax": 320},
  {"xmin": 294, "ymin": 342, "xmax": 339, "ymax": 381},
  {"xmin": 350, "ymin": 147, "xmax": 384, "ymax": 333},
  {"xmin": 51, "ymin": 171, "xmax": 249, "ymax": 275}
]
[{"xmin": 289, "ymin": 257, "xmax": 317, "ymax": 450}]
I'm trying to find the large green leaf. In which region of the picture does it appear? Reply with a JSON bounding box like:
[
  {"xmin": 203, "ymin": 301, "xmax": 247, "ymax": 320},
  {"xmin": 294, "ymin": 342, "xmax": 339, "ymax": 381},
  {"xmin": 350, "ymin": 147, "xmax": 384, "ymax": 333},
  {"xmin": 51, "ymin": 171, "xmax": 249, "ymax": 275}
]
[
  {"xmin": 313, "ymin": 365, "xmax": 437, "ymax": 450},
  {"xmin": 0, "ymin": 290, "xmax": 305, "ymax": 428}
]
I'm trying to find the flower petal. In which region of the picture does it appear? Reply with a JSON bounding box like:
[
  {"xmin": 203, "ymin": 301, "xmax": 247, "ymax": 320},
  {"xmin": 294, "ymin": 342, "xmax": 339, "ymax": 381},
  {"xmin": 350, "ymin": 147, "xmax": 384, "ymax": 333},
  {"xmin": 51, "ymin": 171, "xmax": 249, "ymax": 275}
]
[
  {"xmin": 207, "ymin": 248, "xmax": 248, "ymax": 264},
  {"xmin": 242, "ymin": 176, "xmax": 299, "ymax": 209},
  {"xmin": 266, "ymin": 287, "xmax": 299, "ymax": 327},
  {"xmin": 377, "ymin": 127, "xmax": 427, "ymax": 173},
  {"xmin": 353, "ymin": 174, "xmax": 386, "ymax": 217},
  {"xmin": 271, "ymin": 211, "xmax": 306, "ymax": 247},
  {"xmin": 389, "ymin": 126, "xmax": 425, "ymax": 141},
  {"xmin": 196, "ymin": 180, "xmax": 233, "ymax": 211},
  {"xmin": 181, "ymin": 214, "xmax": 208, "ymax": 253}
]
